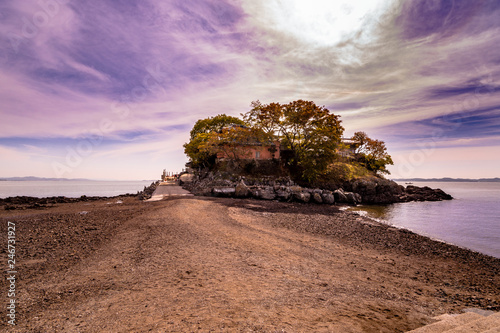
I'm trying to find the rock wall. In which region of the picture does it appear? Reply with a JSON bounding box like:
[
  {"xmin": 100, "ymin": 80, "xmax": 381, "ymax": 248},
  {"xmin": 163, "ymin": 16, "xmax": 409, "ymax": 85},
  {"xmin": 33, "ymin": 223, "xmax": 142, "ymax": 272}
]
[{"xmin": 184, "ymin": 173, "xmax": 453, "ymax": 205}]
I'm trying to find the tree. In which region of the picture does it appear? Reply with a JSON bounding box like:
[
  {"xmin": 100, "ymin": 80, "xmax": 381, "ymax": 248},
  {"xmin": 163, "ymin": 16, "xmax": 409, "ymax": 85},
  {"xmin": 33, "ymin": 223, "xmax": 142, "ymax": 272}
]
[
  {"xmin": 184, "ymin": 114, "xmax": 245, "ymax": 168},
  {"xmin": 352, "ymin": 131, "xmax": 394, "ymax": 175},
  {"xmin": 188, "ymin": 114, "xmax": 246, "ymax": 140},
  {"xmin": 203, "ymin": 124, "xmax": 260, "ymax": 162},
  {"xmin": 243, "ymin": 100, "xmax": 344, "ymax": 181}
]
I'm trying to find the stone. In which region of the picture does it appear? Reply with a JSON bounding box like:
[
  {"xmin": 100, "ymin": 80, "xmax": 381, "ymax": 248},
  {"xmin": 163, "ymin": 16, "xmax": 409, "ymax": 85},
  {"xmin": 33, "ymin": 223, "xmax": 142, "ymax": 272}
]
[
  {"xmin": 235, "ymin": 181, "xmax": 250, "ymax": 198},
  {"xmin": 293, "ymin": 191, "xmax": 311, "ymax": 203},
  {"xmin": 345, "ymin": 192, "xmax": 359, "ymax": 205},
  {"xmin": 321, "ymin": 191, "xmax": 335, "ymax": 205},
  {"xmin": 276, "ymin": 187, "xmax": 291, "ymax": 201},
  {"xmin": 333, "ymin": 189, "xmax": 348, "ymax": 203},
  {"xmin": 212, "ymin": 187, "xmax": 235, "ymax": 197},
  {"xmin": 254, "ymin": 187, "xmax": 276, "ymax": 200},
  {"xmin": 312, "ymin": 192, "xmax": 323, "ymax": 204}
]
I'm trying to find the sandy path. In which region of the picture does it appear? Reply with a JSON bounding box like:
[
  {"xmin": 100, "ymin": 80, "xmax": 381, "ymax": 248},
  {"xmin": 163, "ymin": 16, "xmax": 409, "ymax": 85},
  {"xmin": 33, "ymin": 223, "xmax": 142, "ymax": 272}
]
[{"xmin": 2, "ymin": 197, "xmax": 499, "ymax": 332}]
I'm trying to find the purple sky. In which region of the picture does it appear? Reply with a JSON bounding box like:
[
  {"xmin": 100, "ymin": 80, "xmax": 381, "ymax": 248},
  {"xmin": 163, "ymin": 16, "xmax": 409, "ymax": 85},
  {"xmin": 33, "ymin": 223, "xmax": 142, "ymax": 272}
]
[{"xmin": 1, "ymin": 0, "xmax": 500, "ymax": 180}]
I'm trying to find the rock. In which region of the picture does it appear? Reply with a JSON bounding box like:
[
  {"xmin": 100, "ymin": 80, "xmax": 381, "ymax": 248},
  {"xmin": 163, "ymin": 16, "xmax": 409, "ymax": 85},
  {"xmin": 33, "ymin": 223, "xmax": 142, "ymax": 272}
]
[
  {"xmin": 235, "ymin": 181, "xmax": 250, "ymax": 198},
  {"xmin": 343, "ymin": 177, "xmax": 453, "ymax": 204},
  {"xmin": 179, "ymin": 173, "xmax": 194, "ymax": 184},
  {"xmin": 276, "ymin": 187, "xmax": 291, "ymax": 201},
  {"xmin": 346, "ymin": 177, "xmax": 403, "ymax": 204},
  {"xmin": 345, "ymin": 192, "xmax": 361, "ymax": 205},
  {"xmin": 212, "ymin": 187, "xmax": 235, "ymax": 197},
  {"xmin": 404, "ymin": 185, "xmax": 453, "ymax": 201},
  {"xmin": 321, "ymin": 191, "xmax": 335, "ymax": 204},
  {"xmin": 293, "ymin": 191, "xmax": 311, "ymax": 203},
  {"xmin": 333, "ymin": 189, "xmax": 348, "ymax": 203},
  {"xmin": 254, "ymin": 187, "xmax": 277, "ymax": 200},
  {"xmin": 312, "ymin": 192, "xmax": 323, "ymax": 204}
]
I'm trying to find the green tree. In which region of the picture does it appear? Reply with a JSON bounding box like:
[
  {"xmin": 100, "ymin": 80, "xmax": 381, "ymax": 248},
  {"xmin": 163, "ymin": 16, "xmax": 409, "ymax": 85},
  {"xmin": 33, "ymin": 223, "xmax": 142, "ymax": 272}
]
[
  {"xmin": 184, "ymin": 114, "xmax": 245, "ymax": 168},
  {"xmin": 243, "ymin": 100, "xmax": 344, "ymax": 181},
  {"xmin": 352, "ymin": 131, "xmax": 393, "ymax": 175},
  {"xmin": 203, "ymin": 124, "xmax": 258, "ymax": 161},
  {"xmin": 189, "ymin": 114, "xmax": 246, "ymax": 140}
]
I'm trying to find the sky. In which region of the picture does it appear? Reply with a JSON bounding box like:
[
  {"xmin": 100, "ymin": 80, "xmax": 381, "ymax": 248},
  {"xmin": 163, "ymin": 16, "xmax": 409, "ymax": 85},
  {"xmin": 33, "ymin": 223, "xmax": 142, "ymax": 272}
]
[{"xmin": 1, "ymin": 0, "xmax": 499, "ymax": 180}]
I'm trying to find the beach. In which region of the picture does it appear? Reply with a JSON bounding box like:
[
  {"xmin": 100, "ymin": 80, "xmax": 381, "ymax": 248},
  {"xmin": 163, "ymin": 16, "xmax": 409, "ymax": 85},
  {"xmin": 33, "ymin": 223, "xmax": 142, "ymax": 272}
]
[{"xmin": 1, "ymin": 196, "xmax": 499, "ymax": 332}]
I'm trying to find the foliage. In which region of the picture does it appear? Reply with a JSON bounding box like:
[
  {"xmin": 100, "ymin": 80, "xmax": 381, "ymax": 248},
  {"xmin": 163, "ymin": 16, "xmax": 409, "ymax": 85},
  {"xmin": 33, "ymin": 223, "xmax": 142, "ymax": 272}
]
[
  {"xmin": 243, "ymin": 100, "xmax": 344, "ymax": 182},
  {"xmin": 184, "ymin": 114, "xmax": 246, "ymax": 168},
  {"xmin": 313, "ymin": 161, "xmax": 372, "ymax": 188},
  {"xmin": 184, "ymin": 103, "xmax": 394, "ymax": 185},
  {"xmin": 351, "ymin": 131, "xmax": 394, "ymax": 175},
  {"xmin": 204, "ymin": 125, "xmax": 262, "ymax": 161},
  {"xmin": 189, "ymin": 114, "xmax": 245, "ymax": 140}
]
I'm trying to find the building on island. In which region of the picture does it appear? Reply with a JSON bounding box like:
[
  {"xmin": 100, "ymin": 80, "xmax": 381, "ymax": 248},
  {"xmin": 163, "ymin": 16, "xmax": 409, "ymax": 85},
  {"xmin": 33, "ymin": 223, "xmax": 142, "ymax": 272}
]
[
  {"xmin": 209, "ymin": 124, "xmax": 358, "ymax": 163},
  {"xmin": 215, "ymin": 124, "xmax": 280, "ymax": 161}
]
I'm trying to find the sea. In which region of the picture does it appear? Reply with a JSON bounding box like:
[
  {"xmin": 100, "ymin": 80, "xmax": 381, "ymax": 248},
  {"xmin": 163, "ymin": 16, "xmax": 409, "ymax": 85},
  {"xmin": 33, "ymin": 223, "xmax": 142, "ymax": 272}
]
[
  {"xmin": 349, "ymin": 182, "xmax": 500, "ymax": 259},
  {"xmin": 0, "ymin": 180, "xmax": 155, "ymax": 199}
]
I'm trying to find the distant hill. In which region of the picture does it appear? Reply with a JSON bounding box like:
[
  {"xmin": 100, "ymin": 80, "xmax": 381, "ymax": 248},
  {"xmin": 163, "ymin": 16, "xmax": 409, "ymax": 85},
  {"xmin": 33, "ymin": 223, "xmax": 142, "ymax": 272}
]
[
  {"xmin": 0, "ymin": 176, "xmax": 91, "ymax": 181},
  {"xmin": 393, "ymin": 177, "xmax": 500, "ymax": 183}
]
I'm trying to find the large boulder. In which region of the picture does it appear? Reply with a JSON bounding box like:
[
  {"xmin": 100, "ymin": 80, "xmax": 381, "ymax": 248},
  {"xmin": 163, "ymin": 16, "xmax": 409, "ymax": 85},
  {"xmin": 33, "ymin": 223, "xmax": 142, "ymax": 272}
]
[
  {"xmin": 346, "ymin": 177, "xmax": 403, "ymax": 204},
  {"xmin": 179, "ymin": 173, "xmax": 194, "ymax": 184},
  {"xmin": 253, "ymin": 187, "xmax": 277, "ymax": 200},
  {"xmin": 333, "ymin": 189, "xmax": 348, "ymax": 203},
  {"xmin": 235, "ymin": 181, "xmax": 251, "ymax": 198},
  {"xmin": 293, "ymin": 191, "xmax": 311, "ymax": 203},
  {"xmin": 311, "ymin": 192, "xmax": 323, "ymax": 204},
  {"xmin": 345, "ymin": 192, "xmax": 361, "ymax": 205},
  {"xmin": 321, "ymin": 190, "xmax": 335, "ymax": 204},
  {"xmin": 275, "ymin": 187, "xmax": 292, "ymax": 201},
  {"xmin": 212, "ymin": 187, "xmax": 235, "ymax": 197}
]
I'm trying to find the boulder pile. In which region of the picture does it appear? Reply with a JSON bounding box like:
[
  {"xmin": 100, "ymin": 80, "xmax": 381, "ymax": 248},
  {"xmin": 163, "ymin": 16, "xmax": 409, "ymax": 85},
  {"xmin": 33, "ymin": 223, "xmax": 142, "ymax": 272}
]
[
  {"xmin": 184, "ymin": 173, "xmax": 453, "ymax": 205},
  {"xmin": 213, "ymin": 182, "xmax": 363, "ymax": 204},
  {"xmin": 187, "ymin": 177, "xmax": 362, "ymax": 205}
]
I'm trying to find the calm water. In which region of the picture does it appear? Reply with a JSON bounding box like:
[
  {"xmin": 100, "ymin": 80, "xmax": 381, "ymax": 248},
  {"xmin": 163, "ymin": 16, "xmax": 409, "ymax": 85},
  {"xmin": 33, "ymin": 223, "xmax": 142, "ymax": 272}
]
[
  {"xmin": 0, "ymin": 180, "xmax": 155, "ymax": 199},
  {"xmin": 351, "ymin": 182, "xmax": 500, "ymax": 258}
]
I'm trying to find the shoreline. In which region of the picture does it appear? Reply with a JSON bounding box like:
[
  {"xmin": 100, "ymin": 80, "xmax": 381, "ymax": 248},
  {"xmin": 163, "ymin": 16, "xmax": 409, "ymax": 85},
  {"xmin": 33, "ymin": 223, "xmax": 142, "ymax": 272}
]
[
  {"xmin": 0, "ymin": 196, "xmax": 498, "ymax": 331},
  {"xmin": 1, "ymin": 192, "xmax": 499, "ymax": 259},
  {"xmin": 347, "ymin": 206, "xmax": 500, "ymax": 260}
]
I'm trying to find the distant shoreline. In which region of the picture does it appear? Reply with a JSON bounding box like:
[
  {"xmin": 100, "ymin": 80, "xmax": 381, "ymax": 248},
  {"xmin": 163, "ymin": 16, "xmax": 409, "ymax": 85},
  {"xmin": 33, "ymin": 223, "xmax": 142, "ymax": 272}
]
[
  {"xmin": 0, "ymin": 177, "xmax": 156, "ymax": 182},
  {"xmin": 393, "ymin": 178, "xmax": 500, "ymax": 183}
]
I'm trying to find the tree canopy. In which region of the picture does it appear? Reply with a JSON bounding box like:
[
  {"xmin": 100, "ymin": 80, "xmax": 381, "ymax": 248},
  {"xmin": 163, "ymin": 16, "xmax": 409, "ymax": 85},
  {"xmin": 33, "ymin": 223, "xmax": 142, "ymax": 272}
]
[
  {"xmin": 189, "ymin": 114, "xmax": 245, "ymax": 140},
  {"xmin": 243, "ymin": 100, "xmax": 344, "ymax": 181},
  {"xmin": 183, "ymin": 114, "xmax": 246, "ymax": 168},
  {"xmin": 352, "ymin": 131, "xmax": 393, "ymax": 175},
  {"xmin": 183, "ymin": 102, "xmax": 393, "ymax": 183}
]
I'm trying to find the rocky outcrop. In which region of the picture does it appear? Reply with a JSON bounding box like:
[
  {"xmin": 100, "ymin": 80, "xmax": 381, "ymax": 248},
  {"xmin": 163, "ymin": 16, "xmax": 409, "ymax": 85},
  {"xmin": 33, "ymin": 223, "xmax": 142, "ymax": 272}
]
[
  {"xmin": 344, "ymin": 177, "xmax": 453, "ymax": 204},
  {"xmin": 402, "ymin": 185, "xmax": 453, "ymax": 201},
  {"xmin": 346, "ymin": 177, "xmax": 404, "ymax": 204}
]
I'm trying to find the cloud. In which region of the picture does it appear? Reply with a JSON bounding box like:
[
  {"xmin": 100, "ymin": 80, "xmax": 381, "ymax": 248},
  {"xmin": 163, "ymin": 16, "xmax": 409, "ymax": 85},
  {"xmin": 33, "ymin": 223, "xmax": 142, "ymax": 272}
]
[{"xmin": 1, "ymin": 0, "xmax": 500, "ymax": 178}]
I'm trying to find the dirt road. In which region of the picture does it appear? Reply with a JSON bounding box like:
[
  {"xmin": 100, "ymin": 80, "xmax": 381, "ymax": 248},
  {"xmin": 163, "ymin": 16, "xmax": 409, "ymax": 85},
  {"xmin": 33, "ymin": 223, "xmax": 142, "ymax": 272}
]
[{"xmin": 1, "ymin": 197, "xmax": 499, "ymax": 332}]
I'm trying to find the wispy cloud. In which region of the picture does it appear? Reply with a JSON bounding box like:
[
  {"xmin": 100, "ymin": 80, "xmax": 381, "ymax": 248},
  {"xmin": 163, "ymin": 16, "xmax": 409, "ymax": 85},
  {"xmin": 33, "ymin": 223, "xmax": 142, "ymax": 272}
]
[{"xmin": 1, "ymin": 0, "xmax": 500, "ymax": 179}]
